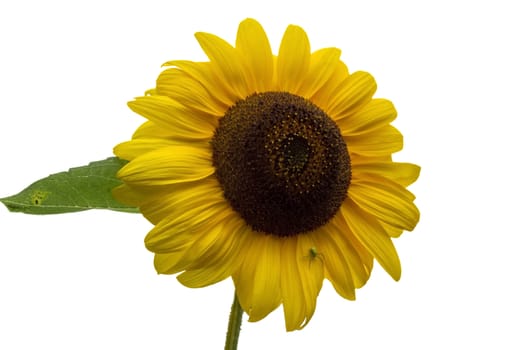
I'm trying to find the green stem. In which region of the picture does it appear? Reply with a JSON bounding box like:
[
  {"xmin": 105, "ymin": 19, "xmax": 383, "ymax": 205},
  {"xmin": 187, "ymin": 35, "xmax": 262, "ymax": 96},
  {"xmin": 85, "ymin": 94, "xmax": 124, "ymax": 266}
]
[{"xmin": 224, "ymin": 292, "xmax": 243, "ymax": 350}]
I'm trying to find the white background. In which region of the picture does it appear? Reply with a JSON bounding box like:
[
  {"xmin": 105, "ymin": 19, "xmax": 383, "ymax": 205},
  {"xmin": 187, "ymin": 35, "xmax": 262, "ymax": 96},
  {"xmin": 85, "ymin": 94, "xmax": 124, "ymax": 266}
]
[{"xmin": 1, "ymin": 0, "xmax": 506, "ymax": 349}]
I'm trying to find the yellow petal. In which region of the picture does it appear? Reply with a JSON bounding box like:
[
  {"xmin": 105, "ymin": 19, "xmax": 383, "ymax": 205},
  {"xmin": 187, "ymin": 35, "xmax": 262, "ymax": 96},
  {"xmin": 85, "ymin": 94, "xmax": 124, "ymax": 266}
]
[
  {"xmin": 295, "ymin": 233, "xmax": 325, "ymax": 326},
  {"xmin": 236, "ymin": 18, "xmax": 274, "ymax": 92},
  {"xmin": 132, "ymin": 121, "xmax": 172, "ymax": 139},
  {"xmin": 156, "ymin": 68, "xmax": 225, "ymax": 116},
  {"xmin": 345, "ymin": 124, "xmax": 403, "ymax": 156},
  {"xmin": 177, "ymin": 215, "xmax": 246, "ymax": 287},
  {"xmin": 144, "ymin": 201, "xmax": 230, "ymax": 254},
  {"xmin": 328, "ymin": 71, "xmax": 377, "ymax": 120},
  {"xmin": 195, "ymin": 32, "xmax": 250, "ymax": 100},
  {"xmin": 234, "ymin": 232, "xmax": 282, "ymax": 322},
  {"xmin": 191, "ymin": 215, "xmax": 250, "ymax": 275},
  {"xmin": 349, "ymin": 174, "xmax": 420, "ymax": 231},
  {"xmin": 381, "ymin": 222, "xmax": 405, "ymax": 238},
  {"xmin": 342, "ymin": 222, "xmax": 374, "ymax": 279},
  {"xmin": 138, "ymin": 177, "xmax": 222, "ymax": 224},
  {"xmin": 232, "ymin": 239, "xmax": 255, "ymax": 314},
  {"xmin": 151, "ymin": 200, "xmax": 232, "ymax": 273},
  {"xmin": 297, "ymin": 47, "xmax": 342, "ymax": 98},
  {"xmin": 339, "ymin": 98, "xmax": 397, "ymax": 135},
  {"xmin": 340, "ymin": 199, "xmax": 402, "ymax": 281},
  {"xmin": 154, "ymin": 250, "xmax": 190, "ymax": 275},
  {"xmin": 117, "ymin": 145, "xmax": 214, "ymax": 186},
  {"xmin": 111, "ymin": 184, "xmax": 143, "ymax": 207},
  {"xmin": 145, "ymin": 219, "xmax": 198, "ymax": 257},
  {"xmin": 325, "ymin": 217, "xmax": 370, "ymax": 290},
  {"xmin": 280, "ymin": 237, "xmax": 306, "ymax": 331},
  {"xmin": 182, "ymin": 212, "xmax": 243, "ymax": 270},
  {"xmin": 164, "ymin": 60, "xmax": 234, "ymax": 109},
  {"xmin": 352, "ymin": 160, "xmax": 421, "ymax": 187},
  {"xmin": 313, "ymin": 226, "xmax": 355, "ymax": 299},
  {"xmin": 177, "ymin": 262, "xmax": 233, "ymax": 288},
  {"xmin": 114, "ymin": 138, "xmax": 188, "ymax": 161},
  {"xmin": 277, "ymin": 25, "xmax": 310, "ymax": 93},
  {"xmin": 310, "ymin": 59, "xmax": 349, "ymax": 112},
  {"xmin": 249, "ymin": 234, "xmax": 283, "ymax": 322},
  {"xmin": 127, "ymin": 96, "xmax": 217, "ymax": 139},
  {"xmin": 112, "ymin": 181, "xmax": 169, "ymax": 209}
]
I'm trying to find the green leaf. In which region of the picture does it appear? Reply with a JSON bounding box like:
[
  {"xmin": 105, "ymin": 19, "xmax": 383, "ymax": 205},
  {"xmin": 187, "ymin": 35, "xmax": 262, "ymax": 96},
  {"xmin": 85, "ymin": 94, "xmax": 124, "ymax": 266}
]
[{"xmin": 0, "ymin": 157, "xmax": 140, "ymax": 214}]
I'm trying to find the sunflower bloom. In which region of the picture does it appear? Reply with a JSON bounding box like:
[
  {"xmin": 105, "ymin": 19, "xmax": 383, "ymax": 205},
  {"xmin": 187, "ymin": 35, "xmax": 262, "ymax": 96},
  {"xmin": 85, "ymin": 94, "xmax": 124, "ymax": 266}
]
[{"xmin": 114, "ymin": 19, "xmax": 420, "ymax": 331}]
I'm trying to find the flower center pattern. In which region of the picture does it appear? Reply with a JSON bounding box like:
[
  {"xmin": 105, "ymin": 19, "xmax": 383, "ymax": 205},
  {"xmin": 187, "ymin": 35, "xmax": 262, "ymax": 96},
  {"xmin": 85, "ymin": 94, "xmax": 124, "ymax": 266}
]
[{"xmin": 212, "ymin": 92, "xmax": 351, "ymax": 237}]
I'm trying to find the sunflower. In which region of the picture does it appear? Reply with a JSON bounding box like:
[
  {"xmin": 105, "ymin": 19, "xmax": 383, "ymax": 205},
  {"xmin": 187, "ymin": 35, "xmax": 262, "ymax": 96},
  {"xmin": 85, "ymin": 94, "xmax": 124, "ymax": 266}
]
[{"xmin": 114, "ymin": 18, "xmax": 420, "ymax": 331}]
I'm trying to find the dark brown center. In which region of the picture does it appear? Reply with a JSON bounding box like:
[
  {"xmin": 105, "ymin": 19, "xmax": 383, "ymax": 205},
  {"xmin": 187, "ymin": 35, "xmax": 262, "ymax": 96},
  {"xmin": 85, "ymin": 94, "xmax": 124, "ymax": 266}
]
[{"xmin": 211, "ymin": 92, "xmax": 351, "ymax": 237}]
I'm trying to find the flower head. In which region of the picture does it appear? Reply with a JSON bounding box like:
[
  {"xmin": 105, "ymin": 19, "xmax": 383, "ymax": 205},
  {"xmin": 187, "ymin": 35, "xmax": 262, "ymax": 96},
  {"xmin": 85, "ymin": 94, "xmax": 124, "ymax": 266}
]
[{"xmin": 114, "ymin": 19, "xmax": 420, "ymax": 331}]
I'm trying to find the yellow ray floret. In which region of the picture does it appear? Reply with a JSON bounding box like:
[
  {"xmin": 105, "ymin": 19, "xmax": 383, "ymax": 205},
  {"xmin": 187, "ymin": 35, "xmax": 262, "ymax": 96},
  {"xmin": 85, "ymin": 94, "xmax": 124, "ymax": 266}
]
[{"xmin": 114, "ymin": 18, "xmax": 420, "ymax": 331}]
